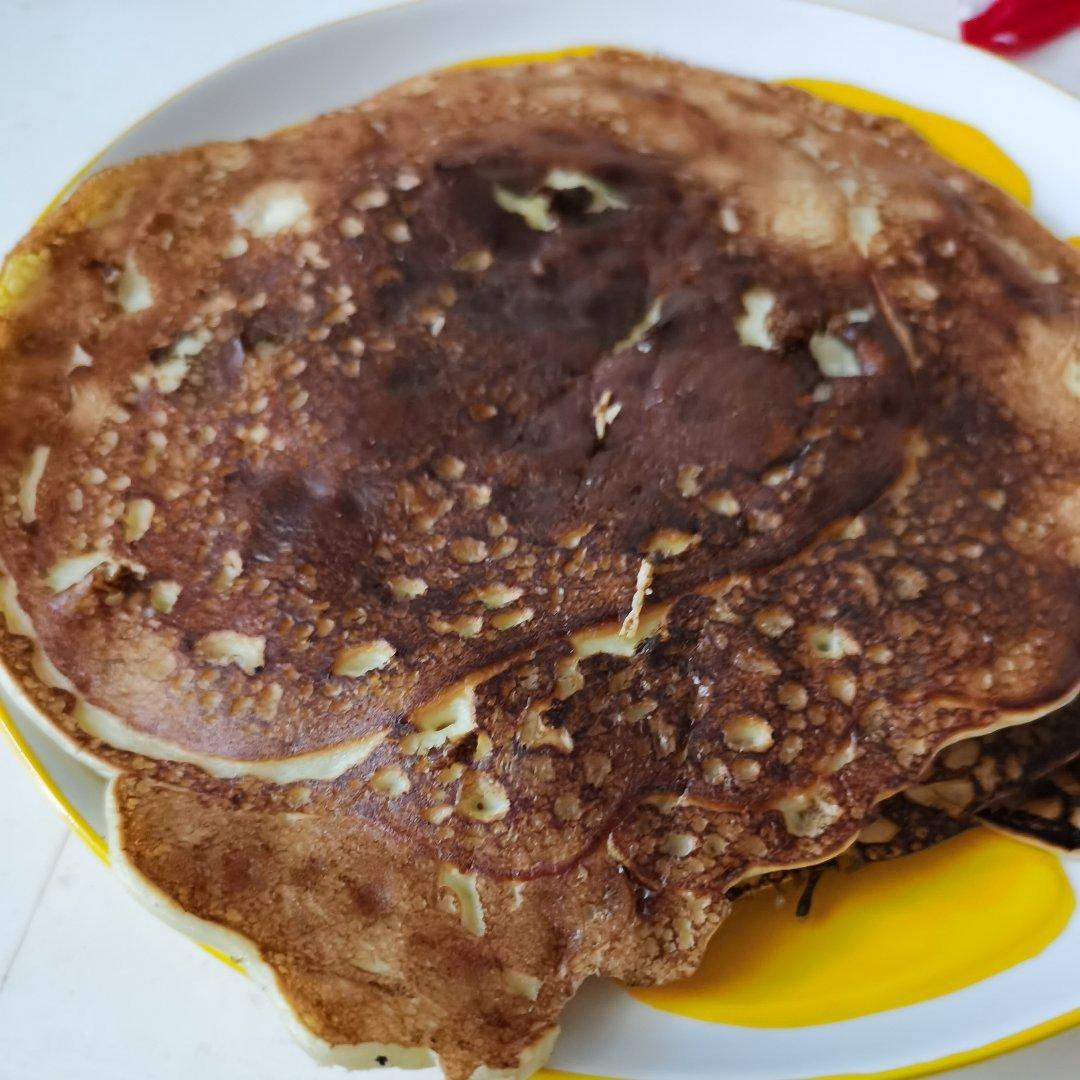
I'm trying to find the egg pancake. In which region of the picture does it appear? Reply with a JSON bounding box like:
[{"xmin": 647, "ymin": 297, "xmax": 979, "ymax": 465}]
[{"xmin": 1, "ymin": 51, "xmax": 1078, "ymax": 1077}]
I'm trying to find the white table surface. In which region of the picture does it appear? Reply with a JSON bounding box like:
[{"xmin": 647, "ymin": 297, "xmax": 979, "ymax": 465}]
[{"xmin": 0, "ymin": 2, "xmax": 1077, "ymax": 1078}]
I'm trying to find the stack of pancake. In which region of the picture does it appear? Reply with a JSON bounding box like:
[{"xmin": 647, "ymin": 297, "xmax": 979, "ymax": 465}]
[{"xmin": 0, "ymin": 51, "xmax": 1076, "ymax": 1080}]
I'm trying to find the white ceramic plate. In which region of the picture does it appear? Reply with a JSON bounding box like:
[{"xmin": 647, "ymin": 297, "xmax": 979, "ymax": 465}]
[{"xmin": 2, "ymin": 2, "xmax": 1079, "ymax": 1077}]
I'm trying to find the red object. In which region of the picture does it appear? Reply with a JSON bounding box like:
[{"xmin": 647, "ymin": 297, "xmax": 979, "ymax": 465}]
[{"xmin": 960, "ymin": 0, "xmax": 1080, "ymax": 55}]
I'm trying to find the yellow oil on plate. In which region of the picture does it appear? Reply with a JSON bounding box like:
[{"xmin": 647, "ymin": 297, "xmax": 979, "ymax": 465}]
[{"xmin": 630, "ymin": 830, "xmax": 1073, "ymax": 1027}]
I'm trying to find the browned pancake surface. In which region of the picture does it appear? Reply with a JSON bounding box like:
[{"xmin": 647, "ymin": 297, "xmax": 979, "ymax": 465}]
[
  {"xmin": 2, "ymin": 50, "xmax": 1079, "ymax": 1078},
  {"xmin": 2, "ymin": 53, "xmax": 1077, "ymax": 766}
]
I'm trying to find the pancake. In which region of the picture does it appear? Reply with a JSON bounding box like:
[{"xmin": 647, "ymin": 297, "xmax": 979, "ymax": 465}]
[
  {"xmin": 978, "ymin": 762, "xmax": 1080, "ymax": 854},
  {"xmin": 108, "ymin": 707, "xmax": 1077, "ymax": 1076},
  {"xmin": 109, "ymin": 773, "xmax": 714, "ymax": 1079},
  {"xmin": 2, "ymin": 50, "xmax": 1079, "ymax": 1077},
  {"xmin": 859, "ymin": 699, "xmax": 1080, "ymax": 858},
  {"xmin": 738, "ymin": 702, "xmax": 1080, "ymax": 912},
  {"xmin": 2, "ymin": 51, "xmax": 1078, "ymax": 776}
]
